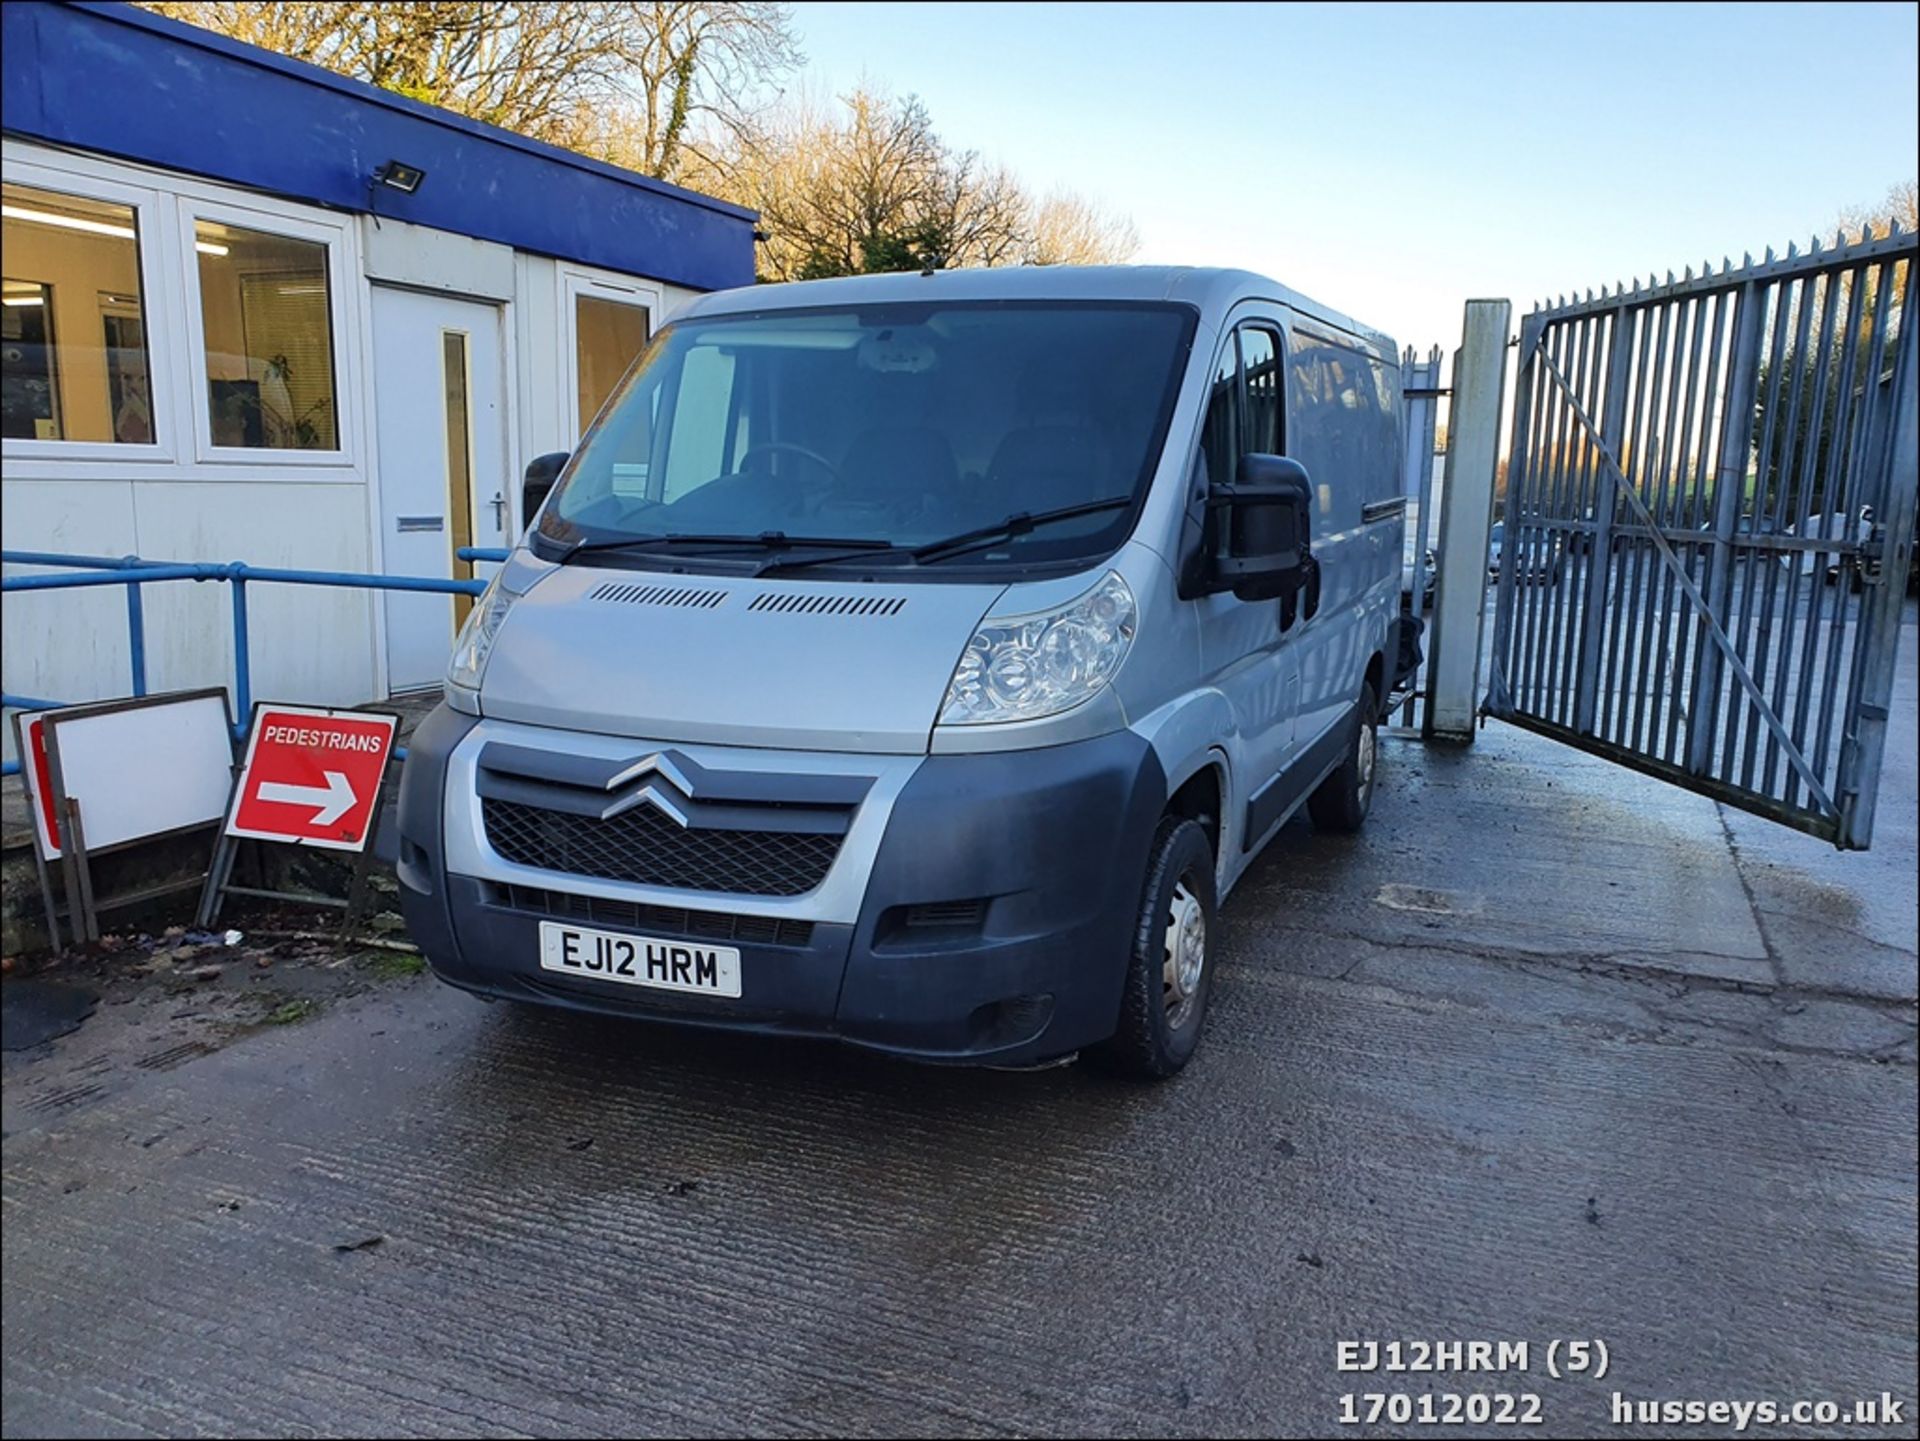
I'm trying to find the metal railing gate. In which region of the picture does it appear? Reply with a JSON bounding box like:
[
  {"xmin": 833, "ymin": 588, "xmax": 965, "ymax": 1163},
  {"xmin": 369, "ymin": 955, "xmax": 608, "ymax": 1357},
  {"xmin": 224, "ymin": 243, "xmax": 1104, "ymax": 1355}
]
[{"xmin": 1487, "ymin": 226, "xmax": 1917, "ymax": 848}]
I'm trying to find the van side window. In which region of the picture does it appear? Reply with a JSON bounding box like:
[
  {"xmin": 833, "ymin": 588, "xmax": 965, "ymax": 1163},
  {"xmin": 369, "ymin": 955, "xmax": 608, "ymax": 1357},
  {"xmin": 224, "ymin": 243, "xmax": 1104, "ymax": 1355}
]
[
  {"xmin": 1200, "ymin": 335, "xmax": 1239, "ymax": 489},
  {"xmin": 1369, "ymin": 357, "xmax": 1403, "ymax": 504},
  {"xmin": 1287, "ymin": 325, "xmax": 1398, "ymax": 521},
  {"xmin": 1240, "ymin": 326, "xmax": 1283, "ymax": 455}
]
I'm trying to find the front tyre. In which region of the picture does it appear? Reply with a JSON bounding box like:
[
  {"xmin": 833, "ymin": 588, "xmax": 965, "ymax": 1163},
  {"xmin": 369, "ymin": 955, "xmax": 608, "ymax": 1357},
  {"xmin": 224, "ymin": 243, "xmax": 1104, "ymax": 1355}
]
[
  {"xmin": 1092, "ymin": 817, "xmax": 1218, "ymax": 1080},
  {"xmin": 1308, "ymin": 681, "xmax": 1380, "ymax": 834}
]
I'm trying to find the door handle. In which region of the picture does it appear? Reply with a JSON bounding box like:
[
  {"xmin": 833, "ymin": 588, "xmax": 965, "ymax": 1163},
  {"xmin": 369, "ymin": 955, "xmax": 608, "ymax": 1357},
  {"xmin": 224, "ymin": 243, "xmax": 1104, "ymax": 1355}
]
[{"xmin": 490, "ymin": 491, "xmax": 507, "ymax": 532}]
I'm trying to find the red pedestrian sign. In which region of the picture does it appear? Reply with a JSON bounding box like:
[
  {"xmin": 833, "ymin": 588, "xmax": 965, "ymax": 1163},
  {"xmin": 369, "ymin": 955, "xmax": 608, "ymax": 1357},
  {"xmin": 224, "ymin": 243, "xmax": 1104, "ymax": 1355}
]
[
  {"xmin": 226, "ymin": 705, "xmax": 399, "ymax": 851},
  {"xmin": 13, "ymin": 712, "xmax": 64, "ymax": 859}
]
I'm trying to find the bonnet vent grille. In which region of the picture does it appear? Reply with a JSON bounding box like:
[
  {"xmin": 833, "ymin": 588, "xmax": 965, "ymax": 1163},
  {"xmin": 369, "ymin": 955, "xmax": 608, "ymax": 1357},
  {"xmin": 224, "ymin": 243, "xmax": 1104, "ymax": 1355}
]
[
  {"xmin": 747, "ymin": 593, "xmax": 906, "ymax": 617},
  {"xmin": 588, "ymin": 582, "xmax": 728, "ymax": 609}
]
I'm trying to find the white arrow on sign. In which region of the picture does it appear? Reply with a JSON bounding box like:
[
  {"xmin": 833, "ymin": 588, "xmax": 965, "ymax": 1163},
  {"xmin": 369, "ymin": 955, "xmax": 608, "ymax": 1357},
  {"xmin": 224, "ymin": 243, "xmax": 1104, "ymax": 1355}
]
[{"xmin": 257, "ymin": 771, "xmax": 357, "ymax": 826}]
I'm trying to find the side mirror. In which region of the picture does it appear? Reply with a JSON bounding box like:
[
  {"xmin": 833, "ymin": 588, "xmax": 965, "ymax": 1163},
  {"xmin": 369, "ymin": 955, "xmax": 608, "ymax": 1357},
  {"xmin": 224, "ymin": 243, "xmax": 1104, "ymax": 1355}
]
[
  {"xmin": 522, "ymin": 451, "xmax": 570, "ymax": 528},
  {"xmin": 1210, "ymin": 453, "xmax": 1313, "ymax": 601}
]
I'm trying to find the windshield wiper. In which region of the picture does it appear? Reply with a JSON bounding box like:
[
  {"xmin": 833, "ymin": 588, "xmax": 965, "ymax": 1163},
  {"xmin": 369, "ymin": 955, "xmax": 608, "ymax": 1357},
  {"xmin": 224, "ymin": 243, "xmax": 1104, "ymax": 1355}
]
[
  {"xmin": 560, "ymin": 498, "xmax": 1136, "ymax": 575},
  {"xmin": 911, "ymin": 497, "xmax": 1133, "ymax": 565},
  {"xmin": 760, "ymin": 498, "xmax": 1136, "ymax": 576},
  {"xmin": 555, "ymin": 530, "xmax": 896, "ymax": 565},
  {"xmin": 751, "ymin": 498, "xmax": 1134, "ymax": 577},
  {"xmin": 752, "ymin": 539, "xmax": 917, "ymax": 576}
]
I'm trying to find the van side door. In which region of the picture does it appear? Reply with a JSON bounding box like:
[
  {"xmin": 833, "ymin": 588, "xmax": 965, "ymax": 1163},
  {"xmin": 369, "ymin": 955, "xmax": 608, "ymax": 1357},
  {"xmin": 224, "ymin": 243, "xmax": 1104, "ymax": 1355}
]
[{"xmin": 1192, "ymin": 320, "xmax": 1300, "ymax": 850}]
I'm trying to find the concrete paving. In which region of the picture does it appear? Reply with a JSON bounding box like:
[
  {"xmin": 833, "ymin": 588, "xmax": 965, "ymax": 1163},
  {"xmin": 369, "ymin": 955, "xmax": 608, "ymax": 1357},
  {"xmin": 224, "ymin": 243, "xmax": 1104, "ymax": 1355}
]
[{"xmin": 3, "ymin": 617, "xmax": 1914, "ymax": 1438}]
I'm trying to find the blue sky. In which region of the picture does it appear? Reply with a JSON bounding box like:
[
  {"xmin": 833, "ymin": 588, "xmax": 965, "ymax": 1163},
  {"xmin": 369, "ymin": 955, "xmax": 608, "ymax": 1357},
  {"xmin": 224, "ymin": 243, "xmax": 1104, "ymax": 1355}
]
[{"xmin": 784, "ymin": 1, "xmax": 1919, "ymax": 351}]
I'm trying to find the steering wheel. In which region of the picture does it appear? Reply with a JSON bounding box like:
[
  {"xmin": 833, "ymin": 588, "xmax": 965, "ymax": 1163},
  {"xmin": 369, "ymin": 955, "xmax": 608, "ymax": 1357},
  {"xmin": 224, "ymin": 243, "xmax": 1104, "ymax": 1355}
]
[{"xmin": 737, "ymin": 441, "xmax": 840, "ymax": 486}]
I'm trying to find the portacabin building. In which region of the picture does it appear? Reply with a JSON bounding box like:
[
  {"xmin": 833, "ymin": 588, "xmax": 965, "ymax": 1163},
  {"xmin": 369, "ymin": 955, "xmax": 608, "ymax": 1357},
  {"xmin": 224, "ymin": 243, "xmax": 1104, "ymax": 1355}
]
[{"xmin": 1, "ymin": 0, "xmax": 757, "ymax": 744}]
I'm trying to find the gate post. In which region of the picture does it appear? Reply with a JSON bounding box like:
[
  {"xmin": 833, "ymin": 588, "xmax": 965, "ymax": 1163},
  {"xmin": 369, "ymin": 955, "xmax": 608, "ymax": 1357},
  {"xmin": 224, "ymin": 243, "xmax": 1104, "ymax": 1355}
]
[
  {"xmin": 1425, "ymin": 299, "xmax": 1511, "ymax": 741},
  {"xmin": 1398, "ymin": 345, "xmax": 1444, "ymax": 725},
  {"xmin": 1837, "ymin": 271, "xmax": 1918, "ymax": 848},
  {"xmin": 1571, "ymin": 304, "xmax": 1635, "ymax": 734}
]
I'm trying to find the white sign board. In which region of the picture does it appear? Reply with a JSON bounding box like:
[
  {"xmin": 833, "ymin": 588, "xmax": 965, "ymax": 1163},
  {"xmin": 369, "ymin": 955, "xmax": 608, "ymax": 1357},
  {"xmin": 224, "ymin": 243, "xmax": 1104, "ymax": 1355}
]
[{"xmin": 43, "ymin": 691, "xmax": 235, "ymax": 852}]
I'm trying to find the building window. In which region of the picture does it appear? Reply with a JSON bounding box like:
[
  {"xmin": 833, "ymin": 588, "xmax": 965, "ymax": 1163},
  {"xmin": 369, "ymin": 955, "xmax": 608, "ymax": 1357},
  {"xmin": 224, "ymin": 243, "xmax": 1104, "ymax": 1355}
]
[
  {"xmin": 575, "ymin": 293, "xmax": 650, "ymax": 436},
  {"xmin": 1, "ymin": 183, "xmax": 154, "ymax": 443},
  {"xmin": 195, "ymin": 219, "xmax": 337, "ymax": 449}
]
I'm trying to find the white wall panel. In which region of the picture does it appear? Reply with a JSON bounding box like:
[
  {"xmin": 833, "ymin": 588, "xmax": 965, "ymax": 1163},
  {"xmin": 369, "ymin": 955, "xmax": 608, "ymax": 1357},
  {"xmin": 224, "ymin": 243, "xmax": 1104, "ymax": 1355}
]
[
  {"xmin": 361, "ymin": 216, "xmax": 515, "ymax": 301},
  {"xmin": 514, "ymin": 253, "xmax": 564, "ymax": 471},
  {"xmin": 131, "ymin": 482, "xmax": 378, "ymax": 710},
  {"xmin": 1, "ymin": 481, "xmax": 139, "ymax": 762},
  {"xmin": 660, "ymin": 283, "xmax": 702, "ymax": 322}
]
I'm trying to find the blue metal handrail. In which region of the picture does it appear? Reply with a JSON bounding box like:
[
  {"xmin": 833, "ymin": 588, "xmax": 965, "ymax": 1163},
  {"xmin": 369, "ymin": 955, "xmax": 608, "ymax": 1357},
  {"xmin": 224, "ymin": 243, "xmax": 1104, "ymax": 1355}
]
[{"xmin": 1, "ymin": 547, "xmax": 511, "ymax": 777}]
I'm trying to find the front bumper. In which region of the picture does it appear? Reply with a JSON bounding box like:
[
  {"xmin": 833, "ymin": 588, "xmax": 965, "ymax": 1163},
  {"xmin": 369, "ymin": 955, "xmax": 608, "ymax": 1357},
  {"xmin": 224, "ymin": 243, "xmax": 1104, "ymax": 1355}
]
[{"xmin": 396, "ymin": 706, "xmax": 1166, "ymax": 1066}]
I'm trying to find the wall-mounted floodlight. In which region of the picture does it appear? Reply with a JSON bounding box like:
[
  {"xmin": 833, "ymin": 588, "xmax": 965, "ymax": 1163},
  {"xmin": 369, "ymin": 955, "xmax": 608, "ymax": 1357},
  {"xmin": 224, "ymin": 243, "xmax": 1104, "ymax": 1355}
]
[{"xmin": 373, "ymin": 160, "xmax": 426, "ymax": 195}]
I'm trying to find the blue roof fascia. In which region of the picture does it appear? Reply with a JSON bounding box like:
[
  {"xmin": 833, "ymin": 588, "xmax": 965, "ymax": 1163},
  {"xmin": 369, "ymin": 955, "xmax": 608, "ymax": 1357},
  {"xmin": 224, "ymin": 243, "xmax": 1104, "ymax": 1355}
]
[{"xmin": 2, "ymin": 2, "xmax": 757, "ymax": 291}]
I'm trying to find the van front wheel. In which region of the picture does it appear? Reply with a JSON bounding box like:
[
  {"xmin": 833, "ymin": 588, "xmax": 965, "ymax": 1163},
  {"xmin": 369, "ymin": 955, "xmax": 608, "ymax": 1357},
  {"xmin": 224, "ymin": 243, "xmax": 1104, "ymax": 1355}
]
[
  {"xmin": 1091, "ymin": 817, "xmax": 1218, "ymax": 1080},
  {"xmin": 1308, "ymin": 681, "xmax": 1379, "ymax": 833}
]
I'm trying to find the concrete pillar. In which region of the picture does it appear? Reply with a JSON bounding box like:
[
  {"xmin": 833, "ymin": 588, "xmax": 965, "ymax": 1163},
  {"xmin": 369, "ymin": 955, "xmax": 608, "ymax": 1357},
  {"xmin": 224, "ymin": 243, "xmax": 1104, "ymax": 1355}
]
[{"xmin": 1423, "ymin": 299, "xmax": 1511, "ymax": 741}]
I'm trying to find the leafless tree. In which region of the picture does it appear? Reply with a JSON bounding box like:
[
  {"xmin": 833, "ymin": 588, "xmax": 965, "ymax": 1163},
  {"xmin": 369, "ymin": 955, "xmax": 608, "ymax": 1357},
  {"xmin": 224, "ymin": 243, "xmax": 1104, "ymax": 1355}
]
[
  {"xmin": 562, "ymin": 4, "xmax": 803, "ymax": 180},
  {"xmin": 698, "ymin": 84, "xmax": 1139, "ymax": 280},
  {"xmin": 141, "ymin": 2, "xmax": 800, "ymax": 176},
  {"xmin": 1841, "ymin": 179, "xmax": 1918, "ymax": 242},
  {"xmin": 1825, "ymin": 178, "xmax": 1916, "ymax": 354},
  {"xmin": 1023, "ymin": 187, "xmax": 1140, "ymax": 267}
]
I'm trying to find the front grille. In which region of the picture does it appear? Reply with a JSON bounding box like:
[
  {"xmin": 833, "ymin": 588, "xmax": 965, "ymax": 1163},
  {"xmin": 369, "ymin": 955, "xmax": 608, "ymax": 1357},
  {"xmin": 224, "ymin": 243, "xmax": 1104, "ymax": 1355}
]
[
  {"xmin": 489, "ymin": 883, "xmax": 815, "ymax": 948},
  {"xmin": 485, "ymin": 799, "xmax": 841, "ymax": 896}
]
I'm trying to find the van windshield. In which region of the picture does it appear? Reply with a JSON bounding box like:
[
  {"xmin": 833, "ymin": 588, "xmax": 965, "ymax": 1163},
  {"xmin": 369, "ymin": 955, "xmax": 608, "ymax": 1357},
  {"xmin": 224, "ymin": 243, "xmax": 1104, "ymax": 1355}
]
[{"xmin": 534, "ymin": 301, "xmax": 1195, "ymax": 573}]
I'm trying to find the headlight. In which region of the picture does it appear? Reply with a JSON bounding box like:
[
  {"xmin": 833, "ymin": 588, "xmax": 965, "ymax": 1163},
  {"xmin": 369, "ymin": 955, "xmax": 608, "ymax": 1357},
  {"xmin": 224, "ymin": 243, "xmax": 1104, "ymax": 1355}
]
[
  {"xmin": 445, "ymin": 569, "xmax": 524, "ymax": 703},
  {"xmin": 940, "ymin": 571, "xmax": 1136, "ymax": 725}
]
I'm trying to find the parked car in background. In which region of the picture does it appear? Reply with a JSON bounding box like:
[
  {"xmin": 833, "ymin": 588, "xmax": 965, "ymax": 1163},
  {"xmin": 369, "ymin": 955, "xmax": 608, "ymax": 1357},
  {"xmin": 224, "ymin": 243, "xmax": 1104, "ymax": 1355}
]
[
  {"xmin": 1488, "ymin": 522, "xmax": 1565, "ymax": 585},
  {"xmin": 1401, "ymin": 527, "xmax": 1436, "ymax": 610},
  {"xmin": 1787, "ymin": 506, "xmax": 1873, "ymax": 586},
  {"xmin": 1688, "ymin": 514, "xmax": 1783, "ymax": 577}
]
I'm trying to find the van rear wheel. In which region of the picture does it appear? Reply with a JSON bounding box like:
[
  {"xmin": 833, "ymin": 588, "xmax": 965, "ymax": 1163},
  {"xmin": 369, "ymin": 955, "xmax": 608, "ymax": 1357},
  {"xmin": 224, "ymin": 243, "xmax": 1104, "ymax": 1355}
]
[
  {"xmin": 1308, "ymin": 681, "xmax": 1379, "ymax": 833},
  {"xmin": 1090, "ymin": 817, "xmax": 1217, "ymax": 1080}
]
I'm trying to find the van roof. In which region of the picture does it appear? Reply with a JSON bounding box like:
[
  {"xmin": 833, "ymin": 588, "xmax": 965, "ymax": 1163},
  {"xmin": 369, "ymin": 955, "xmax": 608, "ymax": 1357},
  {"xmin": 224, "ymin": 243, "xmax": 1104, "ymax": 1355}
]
[{"xmin": 675, "ymin": 265, "xmax": 1399, "ymax": 359}]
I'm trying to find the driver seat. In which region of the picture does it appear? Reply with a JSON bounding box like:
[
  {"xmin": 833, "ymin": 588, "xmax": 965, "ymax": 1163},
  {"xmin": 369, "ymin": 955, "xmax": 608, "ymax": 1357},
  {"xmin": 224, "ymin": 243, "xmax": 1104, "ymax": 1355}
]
[
  {"xmin": 985, "ymin": 423, "xmax": 1116, "ymax": 516},
  {"xmin": 838, "ymin": 426, "xmax": 959, "ymax": 509}
]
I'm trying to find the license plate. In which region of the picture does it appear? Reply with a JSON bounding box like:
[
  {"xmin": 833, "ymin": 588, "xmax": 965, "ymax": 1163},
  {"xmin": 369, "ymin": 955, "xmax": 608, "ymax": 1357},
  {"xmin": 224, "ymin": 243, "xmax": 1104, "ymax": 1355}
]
[{"xmin": 538, "ymin": 921, "xmax": 741, "ymax": 998}]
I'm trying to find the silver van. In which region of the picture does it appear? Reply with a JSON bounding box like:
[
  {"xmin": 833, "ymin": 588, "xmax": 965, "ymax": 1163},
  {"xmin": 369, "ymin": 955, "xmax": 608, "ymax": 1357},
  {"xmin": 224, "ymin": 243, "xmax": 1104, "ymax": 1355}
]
[{"xmin": 397, "ymin": 266, "xmax": 1411, "ymax": 1077}]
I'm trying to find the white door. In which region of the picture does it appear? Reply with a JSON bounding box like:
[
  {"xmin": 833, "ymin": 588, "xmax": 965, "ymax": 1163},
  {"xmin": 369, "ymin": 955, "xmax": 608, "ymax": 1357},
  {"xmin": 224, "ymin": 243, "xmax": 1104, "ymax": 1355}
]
[{"xmin": 371, "ymin": 286, "xmax": 508, "ymax": 692}]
